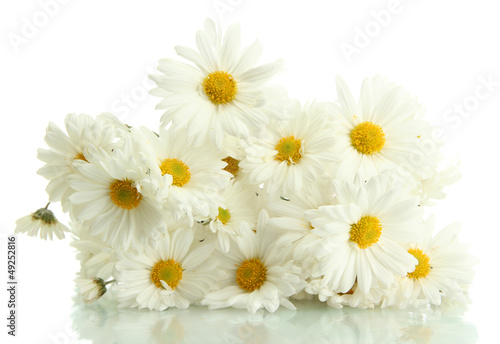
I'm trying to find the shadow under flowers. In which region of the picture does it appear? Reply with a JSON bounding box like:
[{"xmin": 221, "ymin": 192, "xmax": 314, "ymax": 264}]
[{"xmin": 71, "ymin": 293, "xmax": 478, "ymax": 344}]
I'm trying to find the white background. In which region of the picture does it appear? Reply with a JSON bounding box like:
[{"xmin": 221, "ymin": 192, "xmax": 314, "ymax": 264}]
[{"xmin": 1, "ymin": 0, "xmax": 499, "ymax": 343}]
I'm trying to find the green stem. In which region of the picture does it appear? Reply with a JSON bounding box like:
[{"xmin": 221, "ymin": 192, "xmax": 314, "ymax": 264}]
[{"xmin": 104, "ymin": 279, "xmax": 116, "ymax": 286}]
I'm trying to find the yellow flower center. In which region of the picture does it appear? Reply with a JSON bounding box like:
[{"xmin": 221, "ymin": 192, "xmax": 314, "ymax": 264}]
[
  {"xmin": 203, "ymin": 71, "xmax": 238, "ymax": 105},
  {"xmin": 217, "ymin": 207, "xmax": 231, "ymax": 225},
  {"xmin": 275, "ymin": 135, "xmax": 302, "ymax": 165},
  {"xmin": 151, "ymin": 259, "xmax": 183, "ymax": 290},
  {"xmin": 74, "ymin": 152, "xmax": 89, "ymax": 163},
  {"xmin": 109, "ymin": 179, "xmax": 142, "ymax": 210},
  {"xmin": 350, "ymin": 121, "xmax": 386, "ymax": 155},
  {"xmin": 222, "ymin": 156, "xmax": 240, "ymax": 177},
  {"xmin": 236, "ymin": 259, "xmax": 267, "ymax": 292},
  {"xmin": 349, "ymin": 215, "xmax": 382, "ymax": 249},
  {"xmin": 159, "ymin": 158, "xmax": 191, "ymax": 187},
  {"xmin": 407, "ymin": 248, "xmax": 431, "ymax": 280}
]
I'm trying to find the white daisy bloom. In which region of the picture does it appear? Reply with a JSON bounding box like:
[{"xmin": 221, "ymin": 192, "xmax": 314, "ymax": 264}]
[
  {"xmin": 37, "ymin": 113, "xmax": 118, "ymax": 209},
  {"xmin": 75, "ymin": 277, "xmax": 113, "ymax": 304},
  {"xmin": 305, "ymin": 173, "xmax": 423, "ymax": 295},
  {"xmin": 209, "ymin": 179, "xmax": 259, "ymax": 252},
  {"xmin": 140, "ymin": 126, "xmax": 230, "ymax": 224},
  {"xmin": 149, "ymin": 18, "xmax": 285, "ymax": 148},
  {"xmin": 307, "ymin": 278, "xmax": 391, "ymax": 309},
  {"xmin": 98, "ymin": 112, "xmax": 133, "ymax": 137},
  {"xmin": 383, "ymin": 216, "xmax": 477, "ymax": 309},
  {"xmin": 70, "ymin": 220, "xmax": 117, "ymax": 280},
  {"xmin": 115, "ymin": 227, "xmax": 216, "ymax": 311},
  {"xmin": 417, "ymin": 160, "xmax": 461, "ymax": 206},
  {"xmin": 266, "ymin": 177, "xmax": 337, "ymax": 253},
  {"xmin": 201, "ymin": 210, "xmax": 306, "ymax": 313},
  {"xmin": 68, "ymin": 141, "xmax": 166, "ymax": 249},
  {"xmin": 220, "ymin": 135, "xmax": 247, "ymax": 181},
  {"xmin": 221, "ymin": 135, "xmax": 246, "ymax": 161},
  {"xmin": 331, "ymin": 75, "xmax": 438, "ymax": 183},
  {"xmin": 15, "ymin": 204, "xmax": 69, "ymax": 240},
  {"xmin": 240, "ymin": 100, "xmax": 337, "ymax": 197},
  {"xmin": 263, "ymin": 178, "xmax": 339, "ymax": 290}
]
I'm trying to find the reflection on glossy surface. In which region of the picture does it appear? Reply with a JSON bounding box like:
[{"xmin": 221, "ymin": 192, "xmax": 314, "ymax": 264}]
[{"xmin": 71, "ymin": 294, "xmax": 478, "ymax": 344}]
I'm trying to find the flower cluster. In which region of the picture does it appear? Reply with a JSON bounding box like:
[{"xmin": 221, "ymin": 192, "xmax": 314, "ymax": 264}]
[{"xmin": 16, "ymin": 19, "xmax": 475, "ymax": 313}]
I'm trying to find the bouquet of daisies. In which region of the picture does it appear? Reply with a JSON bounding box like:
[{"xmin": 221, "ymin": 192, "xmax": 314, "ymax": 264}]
[{"xmin": 15, "ymin": 19, "xmax": 476, "ymax": 313}]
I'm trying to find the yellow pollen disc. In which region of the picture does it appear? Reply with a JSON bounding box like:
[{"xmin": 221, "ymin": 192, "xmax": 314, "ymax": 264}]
[
  {"xmin": 275, "ymin": 135, "xmax": 302, "ymax": 165},
  {"xmin": 203, "ymin": 71, "xmax": 238, "ymax": 105},
  {"xmin": 74, "ymin": 152, "xmax": 89, "ymax": 163},
  {"xmin": 407, "ymin": 248, "xmax": 431, "ymax": 280},
  {"xmin": 217, "ymin": 207, "xmax": 231, "ymax": 225},
  {"xmin": 109, "ymin": 179, "xmax": 142, "ymax": 210},
  {"xmin": 222, "ymin": 156, "xmax": 240, "ymax": 177},
  {"xmin": 349, "ymin": 215, "xmax": 382, "ymax": 249},
  {"xmin": 151, "ymin": 259, "xmax": 183, "ymax": 290},
  {"xmin": 236, "ymin": 259, "xmax": 267, "ymax": 292},
  {"xmin": 350, "ymin": 121, "xmax": 386, "ymax": 155},
  {"xmin": 159, "ymin": 158, "xmax": 191, "ymax": 187}
]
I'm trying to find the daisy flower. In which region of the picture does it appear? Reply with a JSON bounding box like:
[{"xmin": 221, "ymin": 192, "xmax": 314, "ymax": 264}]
[
  {"xmin": 417, "ymin": 160, "xmax": 461, "ymax": 206},
  {"xmin": 15, "ymin": 203, "xmax": 69, "ymax": 240},
  {"xmin": 264, "ymin": 178, "xmax": 338, "ymax": 287},
  {"xmin": 383, "ymin": 216, "xmax": 477, "ymax": 309},
  {"xmin": 37, "ymin": 113, "xmax": 117, "ymax": 209},
  {"xmin": 266, "ymin": 177, "xmax": 337, "ymax": 251},
  {"xmin": 240, "ymin": 100, "xmax": 337, "ymax": 197},
  {"xmin": 68, "ymin": 140, "xmax": 166, "ymax": 249},
  {"xmin": 115, "ymin": 227, "xmax": 216, "ymax": 311},
  {"xmin": 220, "ymin": 135, "xmax": 247, "ymax": 181},
  {"xmin": 331, "ymin": 75, "xmax": 437, "ymax": 183},
  {"xmin": 201, "ymin": 210, "xmax": 306, "ymax": 313},
  {"xmin": 209, "ymin": 179, "xmax": 259, "ymax": 252},
  {"xmin": 70, "ymin": 219, "xmax": 117, "ymax": 280},
  {"xmin": 140, "ymin": 126, "xmax": 230, "ymax": 223},
  {"xmin": 75, "ymin": 277, "xmax": 114, "ymax": 304},
  {"xmin": 307, "ymin": 278, "xmax": 391, "ymax": 309},
  {"xmin": 149, "ymin": 18, "xmax": 285, "ymax": 148},
  {"xmin": 305, "ymin": 173, "xmax": 423, "ymax": 295}
]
